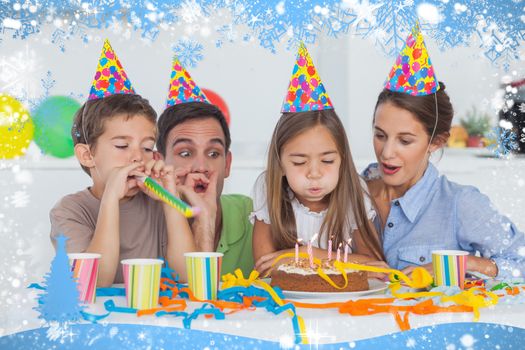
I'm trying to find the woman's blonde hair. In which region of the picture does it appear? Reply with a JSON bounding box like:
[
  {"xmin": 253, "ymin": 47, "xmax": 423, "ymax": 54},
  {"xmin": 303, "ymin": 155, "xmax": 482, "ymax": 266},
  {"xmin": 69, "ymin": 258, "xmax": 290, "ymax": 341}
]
[{"xmin": 266, "ymin": 109, "xmax": 384, "ymax": 260}]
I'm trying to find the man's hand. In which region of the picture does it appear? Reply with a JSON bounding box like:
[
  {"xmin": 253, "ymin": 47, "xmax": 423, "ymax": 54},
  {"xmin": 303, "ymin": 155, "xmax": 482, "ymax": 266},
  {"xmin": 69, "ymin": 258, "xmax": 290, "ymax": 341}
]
[
  {"xmin": 179, "ymin": 171, "xmax": 218, "ymax": 215},
  {"xmin": 177, "ymin": 170, "xmax": 220, "ymax": 251}
]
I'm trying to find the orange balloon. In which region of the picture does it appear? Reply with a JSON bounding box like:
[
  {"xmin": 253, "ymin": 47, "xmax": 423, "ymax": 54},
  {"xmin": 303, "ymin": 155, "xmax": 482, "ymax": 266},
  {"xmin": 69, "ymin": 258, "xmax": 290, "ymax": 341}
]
[{"xmin": 202, "ymin": 88, "xmax": 230, "ymax": 125}]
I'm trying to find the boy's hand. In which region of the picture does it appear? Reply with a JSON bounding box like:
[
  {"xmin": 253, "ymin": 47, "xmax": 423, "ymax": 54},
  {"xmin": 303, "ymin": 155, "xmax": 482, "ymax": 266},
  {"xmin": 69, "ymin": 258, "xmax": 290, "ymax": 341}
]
[
  {"xmin": 137, "ymin": 159, "xmax": 183, "ymax": 200},
  {"xmin": 104, "ymin": 161, "xmax": 146, "ymax": 200}
]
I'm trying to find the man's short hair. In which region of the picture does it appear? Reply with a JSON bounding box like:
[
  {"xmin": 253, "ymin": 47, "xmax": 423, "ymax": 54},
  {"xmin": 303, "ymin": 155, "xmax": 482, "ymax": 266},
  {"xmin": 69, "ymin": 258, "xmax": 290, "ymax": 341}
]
[
  {"xmin": 156, "ymin": 101, "xmax": 231, "ymax": 157},
  {"xmin": 71, "ymin": 94, "xmax": 157, "ymax": 175}
]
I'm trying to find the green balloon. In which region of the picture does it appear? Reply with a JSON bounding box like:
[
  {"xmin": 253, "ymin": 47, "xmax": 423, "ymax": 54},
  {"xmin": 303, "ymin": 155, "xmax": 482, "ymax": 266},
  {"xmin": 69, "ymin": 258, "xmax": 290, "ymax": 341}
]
[{"xmin": 32, "ymin": 96, "xmax": 80, "ymax": 158}]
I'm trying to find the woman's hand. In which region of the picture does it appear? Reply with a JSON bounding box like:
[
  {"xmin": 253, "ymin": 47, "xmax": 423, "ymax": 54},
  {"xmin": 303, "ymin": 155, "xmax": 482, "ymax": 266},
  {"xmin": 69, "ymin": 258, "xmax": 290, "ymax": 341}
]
[
  {"xmin": 363, "ymin": 260, "xmax": 392, "ymax": 281},
  {"xmin": 466, "ymin": 255, "xmax": 498, "ymax": 278},
  {"xmin": 401, "ymin": 263, "xmax": 433, "ymax": 278}
]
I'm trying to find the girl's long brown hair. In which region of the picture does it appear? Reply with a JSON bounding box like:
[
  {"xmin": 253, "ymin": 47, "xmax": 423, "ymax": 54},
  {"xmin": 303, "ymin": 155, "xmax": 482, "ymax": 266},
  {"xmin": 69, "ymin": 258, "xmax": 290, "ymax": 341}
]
[{"xmin": 266, "ymin": 109, "xmax": 384, "ymax": 260}]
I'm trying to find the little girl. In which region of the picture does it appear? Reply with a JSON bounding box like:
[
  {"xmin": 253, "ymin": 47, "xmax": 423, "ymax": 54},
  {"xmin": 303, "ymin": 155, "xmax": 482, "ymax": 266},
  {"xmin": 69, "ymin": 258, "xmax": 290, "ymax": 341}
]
[
  {"xmin": 251, "ymin": 109, "xmax": 383, "ymax": 275},
  {"xmin": 251, "ymin": 44, "xmax": 385, "ymax": 275}
]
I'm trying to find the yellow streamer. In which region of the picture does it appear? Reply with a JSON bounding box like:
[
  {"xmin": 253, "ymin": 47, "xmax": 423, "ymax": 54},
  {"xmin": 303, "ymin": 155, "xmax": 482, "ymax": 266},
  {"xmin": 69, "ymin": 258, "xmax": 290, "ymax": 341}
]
[
  {"xmin": 222, "ymin": 269, "xmax": 310, "ymax": 344},
  {"xmin": 441, "ymin": 287, "xmax": 499, "ymax": 321},
  {"xmin": 222, "ymin": 253, "xmax": 503, "ymax": 336},
  {"xmin": 268, "ymin": 252, "xmax": 434, "ymax": 292}
]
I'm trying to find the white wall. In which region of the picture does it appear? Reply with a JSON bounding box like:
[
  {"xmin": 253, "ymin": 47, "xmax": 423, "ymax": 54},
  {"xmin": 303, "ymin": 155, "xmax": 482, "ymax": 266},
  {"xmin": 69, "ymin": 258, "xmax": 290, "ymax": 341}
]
[{"xmin": 3, "ymin": 24, "xmax": 519, "ymax": 162}]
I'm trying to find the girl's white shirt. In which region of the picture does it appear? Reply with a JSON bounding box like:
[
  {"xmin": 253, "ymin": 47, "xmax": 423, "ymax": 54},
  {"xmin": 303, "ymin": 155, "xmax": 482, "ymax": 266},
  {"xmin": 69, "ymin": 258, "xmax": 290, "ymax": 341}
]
[{"xmin": 249, "ymin": 173, "xmax": 376, "ymax": 249}]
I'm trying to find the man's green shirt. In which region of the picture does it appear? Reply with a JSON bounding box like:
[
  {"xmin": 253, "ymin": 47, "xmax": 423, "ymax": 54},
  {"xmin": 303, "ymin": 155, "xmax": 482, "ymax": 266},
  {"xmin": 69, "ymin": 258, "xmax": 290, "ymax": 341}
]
[{"xmin": 216, "ymin": 194, "xmax": 254, "ymax": 277}]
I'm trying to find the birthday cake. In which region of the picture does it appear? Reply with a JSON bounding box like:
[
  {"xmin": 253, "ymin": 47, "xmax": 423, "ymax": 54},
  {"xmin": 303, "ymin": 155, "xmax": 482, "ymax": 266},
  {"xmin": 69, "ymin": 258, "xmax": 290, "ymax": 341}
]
[{"xmin": 271, "ymin": 259, "xmax": 368, "ymax": 292}]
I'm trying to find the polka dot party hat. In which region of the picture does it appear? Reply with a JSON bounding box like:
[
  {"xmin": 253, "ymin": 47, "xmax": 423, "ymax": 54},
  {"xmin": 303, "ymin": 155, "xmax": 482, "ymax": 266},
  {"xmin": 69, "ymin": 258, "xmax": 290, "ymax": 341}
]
[
  {"xmin": 384, "ymin": 22, "xmax": 439, "ymax": 96},
  {"xmin": 88, "ymin": 39, "xmax": 135, "ymax": 100},
  {"xmin": 281, "ymin": 42, "xmax": 333, "ymax": 113},
  {"xmin": 166, "ymin": 56, "xmax": 209, "ymax": 108}
]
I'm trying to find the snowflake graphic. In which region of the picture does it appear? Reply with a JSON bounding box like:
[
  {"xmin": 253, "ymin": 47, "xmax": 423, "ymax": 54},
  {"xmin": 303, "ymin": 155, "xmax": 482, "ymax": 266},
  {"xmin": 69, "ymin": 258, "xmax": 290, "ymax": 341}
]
[
  {"xmin": 172, "ymin": 39, "xmax": 204, "ymax": 68},
  {"xmin": 356, "ymin": 0, "xmax": 417, "ymax": 57},
  {"xmin": 0, "ymin": 48, "xmax": 41, "ymax": 102},
  {"xmin": 406, "ymin": 336, "xmax": 417, "ymax": 348},
  {"xmin": 486, "ymin": 126, "xmax": 519, "ymax": 158},
  {"xmin": 177, "ymin": 0, "xmax": 205, "ymax": 24},
  {"xmin": 40, "ymin": 71, "xmax": 55, "ymax": 97},
  {"xmin": 0, "ymin": 1, "xmax": 524, "ymax": 69},
  {"xmin": 519, "ymin": 103, "xmax": 525, "ymax": 114},
  {"xmin": 11, "ymin": 191, "xmax": 29, "ymax": 208},
  {"xmin": 47, "ymin": 322, "xmax": 78, "ymax": 343}
]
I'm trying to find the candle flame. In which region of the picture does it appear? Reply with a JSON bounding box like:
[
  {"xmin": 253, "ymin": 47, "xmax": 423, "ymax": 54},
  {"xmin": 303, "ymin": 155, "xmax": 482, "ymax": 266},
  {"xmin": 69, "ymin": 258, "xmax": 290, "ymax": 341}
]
[{"xmin": 310, "ymin": 233, "xmax": 319, "ymax": 243}]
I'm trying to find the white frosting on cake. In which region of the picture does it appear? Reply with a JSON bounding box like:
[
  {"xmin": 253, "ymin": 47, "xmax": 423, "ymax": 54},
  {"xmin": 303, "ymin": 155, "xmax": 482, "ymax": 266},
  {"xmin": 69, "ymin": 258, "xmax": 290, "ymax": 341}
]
[{"xmin": 276, "ymin": 262, "xmax": 359, "ymax": 275}]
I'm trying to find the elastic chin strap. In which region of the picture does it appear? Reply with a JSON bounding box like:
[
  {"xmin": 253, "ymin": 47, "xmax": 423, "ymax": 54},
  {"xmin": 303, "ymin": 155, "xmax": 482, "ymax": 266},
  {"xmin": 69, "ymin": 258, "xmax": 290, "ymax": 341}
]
[
  {"xmin": 416, "ymin": 93, "xmax": 439, "ymax": 176},
  {"xmin": 81, "ymin": 103, "xmax": 103, "ymax": 181},
  {"xmin": 426, "ymin": 92, "xmax": 439, "ymax": 155}
]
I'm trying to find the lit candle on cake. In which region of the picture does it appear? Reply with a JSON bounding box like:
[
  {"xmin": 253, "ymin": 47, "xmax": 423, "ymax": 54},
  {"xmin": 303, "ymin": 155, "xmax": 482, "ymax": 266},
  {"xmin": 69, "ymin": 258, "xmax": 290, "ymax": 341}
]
[
  {"xmin": 295, "ymin": 238, "xmax": 302, "ymax": 264},
  {"xmin": 308, "ymin": 233, "xmax": 318, "ymax": 269},
  {"xmin": 336, "ymin": 243, "xmax": 342, "ymax": 262},
  {"xmin": 344, "ymin": 238, "xmax": 352, "ymax": 263},
  {"xmin": 327, "ymin": 236, "xmax": 333, "ymax": 261}
]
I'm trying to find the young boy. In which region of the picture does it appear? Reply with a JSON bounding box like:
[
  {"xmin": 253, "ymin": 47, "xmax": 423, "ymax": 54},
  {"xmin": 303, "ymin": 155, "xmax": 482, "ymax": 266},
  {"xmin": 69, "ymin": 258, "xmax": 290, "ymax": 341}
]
[
  {"xmin": 50, "ymin": 93, "xmax": 195, "ymax": 286},
  {"xmin": 50, "ymin": 41, "xmax": 194, "ymax": 286}
]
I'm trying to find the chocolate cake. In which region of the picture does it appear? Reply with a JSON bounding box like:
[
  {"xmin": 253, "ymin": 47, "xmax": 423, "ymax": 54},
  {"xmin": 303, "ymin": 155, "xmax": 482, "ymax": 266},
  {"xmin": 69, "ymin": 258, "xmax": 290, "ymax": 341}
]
[{"xmin": 271, "ymin": 259, "xmax": 368, "ymax": 292}]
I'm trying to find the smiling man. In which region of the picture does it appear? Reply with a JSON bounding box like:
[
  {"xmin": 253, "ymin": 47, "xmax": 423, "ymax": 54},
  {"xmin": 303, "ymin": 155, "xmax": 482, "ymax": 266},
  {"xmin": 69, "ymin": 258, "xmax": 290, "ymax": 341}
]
[{"xmin": 157, "ymin": 101, "xmax": 254, "ymax": 277}]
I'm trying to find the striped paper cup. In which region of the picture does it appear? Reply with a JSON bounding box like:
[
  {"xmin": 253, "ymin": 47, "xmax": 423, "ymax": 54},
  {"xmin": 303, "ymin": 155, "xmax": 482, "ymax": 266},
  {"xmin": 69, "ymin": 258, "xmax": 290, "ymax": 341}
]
[
  {"xmin": 432, "ymin": 250, "xmax": 469, "ymax": 289},
  {"xmin": 68, "ymin": 253, "xmax": 101, "ymax": 304},
  {"xmin": 121, "ymin": 258, "xmax": 163, "ymax": 310},
  {"xmin": 184, "ymin": 252, "xmax": 223, "ymax": 300}
]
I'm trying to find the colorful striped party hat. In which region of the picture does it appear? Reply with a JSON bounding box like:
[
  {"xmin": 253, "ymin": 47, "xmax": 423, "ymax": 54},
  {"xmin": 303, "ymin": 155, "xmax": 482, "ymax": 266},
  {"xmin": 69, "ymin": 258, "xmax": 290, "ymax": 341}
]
[
  {"xmin": 384, "ymin": 22, "xmax": 440, "ymax": 96},
  {"xmin": 166, "ymin": 56, "xmax": 209, "ymax": 108},
  {"xmin": 281, "ymin": 43, "xmax": 333, "ymax": 113},
  {"xmin": 88, "ymin": 39, "xmax": 135, "ymax": 100}
]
